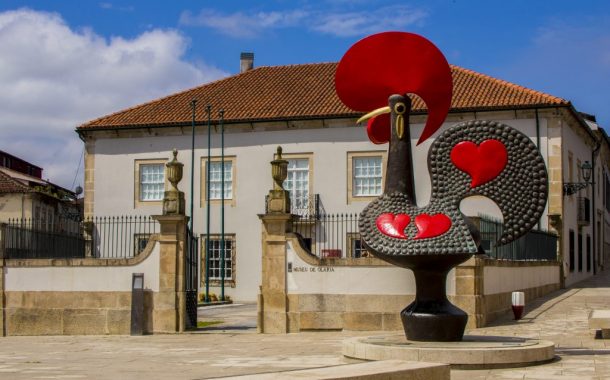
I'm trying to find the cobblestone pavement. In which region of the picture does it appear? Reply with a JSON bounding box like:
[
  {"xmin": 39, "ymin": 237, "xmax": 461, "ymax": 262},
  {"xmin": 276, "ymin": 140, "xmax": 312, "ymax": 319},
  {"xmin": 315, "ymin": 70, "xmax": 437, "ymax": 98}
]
[
  {"xmin": 453, "ymin": 270, "xmax": 610, "ymax": 380},
  {"xmin": 0, "ymin": 271, "xmax": 609, "ymax": 379},
  {"xmin": 197, "ymin": 303, "xmax": 257, "ymax": 332}
]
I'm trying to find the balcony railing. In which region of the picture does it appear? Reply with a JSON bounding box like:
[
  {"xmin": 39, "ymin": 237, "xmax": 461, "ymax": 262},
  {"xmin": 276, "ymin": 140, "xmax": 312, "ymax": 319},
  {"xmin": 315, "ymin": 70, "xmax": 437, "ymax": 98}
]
[{"xmin": 292, "ymin": 194, "xmax": 324, "ymax": 221}]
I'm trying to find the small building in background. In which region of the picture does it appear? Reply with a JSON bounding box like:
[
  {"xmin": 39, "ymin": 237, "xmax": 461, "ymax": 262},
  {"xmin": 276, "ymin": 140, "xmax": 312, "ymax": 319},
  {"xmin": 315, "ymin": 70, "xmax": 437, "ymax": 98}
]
[{"xmin": 0, "ymin": 150, "xmax": 81, "ymax": 231}]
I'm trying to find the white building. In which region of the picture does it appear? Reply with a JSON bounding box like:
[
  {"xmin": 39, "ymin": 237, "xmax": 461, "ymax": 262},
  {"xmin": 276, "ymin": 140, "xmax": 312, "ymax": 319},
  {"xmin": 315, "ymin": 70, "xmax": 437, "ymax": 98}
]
[{"xmin": 77, "ymin": 57, "xmax": 610, "ymax": 301}]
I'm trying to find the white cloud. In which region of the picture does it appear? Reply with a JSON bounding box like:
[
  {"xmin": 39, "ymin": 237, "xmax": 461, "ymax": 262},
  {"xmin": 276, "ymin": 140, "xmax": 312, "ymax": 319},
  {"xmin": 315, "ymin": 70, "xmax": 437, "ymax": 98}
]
[
  {"xmin": 99, "ymin": 3, "xmax": 134, "ymax": 12},
  {"xmin": 179, "ymin": 5, "xmax": 427, "ymax": 38},
  {"xmin": 179, "ymin": 9, "xmax": 308, "ymax": 38},
  {"xmin": 0, "ymin": 9, "xmax": 227, "ymax": 190},
  {"xmin": 312, "ymin": 6, "xmax": 427, "ymax": 37}
]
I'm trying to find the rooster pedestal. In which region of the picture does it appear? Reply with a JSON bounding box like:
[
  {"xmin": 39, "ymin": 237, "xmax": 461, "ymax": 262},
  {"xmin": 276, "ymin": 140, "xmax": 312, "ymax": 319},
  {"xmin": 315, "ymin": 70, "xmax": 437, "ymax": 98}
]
[{"xmin": 336, "ymin": 32, "xmax": 548, "ymax": 342}]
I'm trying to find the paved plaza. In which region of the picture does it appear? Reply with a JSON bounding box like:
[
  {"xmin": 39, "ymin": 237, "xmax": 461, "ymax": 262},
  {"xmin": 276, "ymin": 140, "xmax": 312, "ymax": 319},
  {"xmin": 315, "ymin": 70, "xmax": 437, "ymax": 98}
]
[{"xmin": 1, "ymin": 271, "xmax": 610, "ymax": 379}]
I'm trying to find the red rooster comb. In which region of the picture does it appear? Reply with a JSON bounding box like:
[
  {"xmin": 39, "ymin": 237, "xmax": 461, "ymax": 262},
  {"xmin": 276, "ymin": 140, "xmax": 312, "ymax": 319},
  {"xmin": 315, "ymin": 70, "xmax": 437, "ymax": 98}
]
[{"xmin": 335, "ymin": 32, "xmax": 453, "ymax": 145}]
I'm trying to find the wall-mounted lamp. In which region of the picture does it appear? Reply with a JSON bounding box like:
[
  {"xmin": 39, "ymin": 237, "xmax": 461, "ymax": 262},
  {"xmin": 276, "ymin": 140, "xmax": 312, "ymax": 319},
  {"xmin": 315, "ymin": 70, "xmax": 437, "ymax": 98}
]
[{"xmin": 563, "ymin": 161, "xmax": 592, "ymax": 196}]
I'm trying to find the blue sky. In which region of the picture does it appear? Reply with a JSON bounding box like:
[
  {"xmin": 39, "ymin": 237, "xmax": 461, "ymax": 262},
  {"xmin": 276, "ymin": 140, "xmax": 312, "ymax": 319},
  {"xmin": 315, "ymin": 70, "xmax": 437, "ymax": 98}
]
[{"xmin": 0, "ymin": 1, "xmax": 609, "ymax": 189}]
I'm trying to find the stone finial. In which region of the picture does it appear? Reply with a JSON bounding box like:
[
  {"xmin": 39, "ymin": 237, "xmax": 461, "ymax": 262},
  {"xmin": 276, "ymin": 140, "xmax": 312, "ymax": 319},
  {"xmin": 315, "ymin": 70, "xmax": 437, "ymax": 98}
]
[
  {"xmin": 266, "ymin": 146, "xmax": 290, "ymax": 214},
  {"xmin": 271, "ymin": 146, "xmax": 288, "ymax": 191},
  {"xmin": 163, "ymin": 149, "xmax": 185, "ymax": 215},
  {"xmin": 166, "ymin": 149, "xmax": 183, "ymax": 192}
]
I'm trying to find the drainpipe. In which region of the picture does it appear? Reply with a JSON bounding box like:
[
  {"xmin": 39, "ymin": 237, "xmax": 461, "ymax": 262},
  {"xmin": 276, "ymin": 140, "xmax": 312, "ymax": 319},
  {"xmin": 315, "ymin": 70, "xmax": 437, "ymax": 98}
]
[
  {"xmin": 592, "ymin": 140, "xmax": 601, "ymax": 274},
  {"xmin": 535, "ymin": 109, "xmax": 541, "ymax": 230}
]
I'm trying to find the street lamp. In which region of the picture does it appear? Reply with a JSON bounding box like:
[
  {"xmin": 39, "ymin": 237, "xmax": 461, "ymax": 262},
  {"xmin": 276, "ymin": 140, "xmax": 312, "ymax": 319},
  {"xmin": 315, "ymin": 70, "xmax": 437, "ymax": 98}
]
[{"xmin": 563, "ymin": 161, "xmax": 593, "ymax": 196}]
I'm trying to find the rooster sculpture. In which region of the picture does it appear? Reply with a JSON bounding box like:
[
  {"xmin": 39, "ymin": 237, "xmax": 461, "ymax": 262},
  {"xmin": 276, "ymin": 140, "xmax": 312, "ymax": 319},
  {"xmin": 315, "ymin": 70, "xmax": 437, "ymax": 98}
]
[{"xmin": 335, "ymin": 32, "xmax": 548, "ymax": 341}]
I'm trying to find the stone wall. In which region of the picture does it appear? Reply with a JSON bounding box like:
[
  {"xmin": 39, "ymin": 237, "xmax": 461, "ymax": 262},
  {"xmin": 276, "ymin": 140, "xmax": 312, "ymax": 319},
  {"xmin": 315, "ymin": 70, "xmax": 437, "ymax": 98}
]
[
  {"xmin": 258, "ymin": 212, "xmax": 562, "ymax": 332},
  {"xmin": 453, "ymin": 257, "xmax": 560, "ymax": 328},
  {"xmin": 3, "ymin": 291, "xmax": 141, "ymax": 335},
  {"xmin": 0, "ymin": 215, "xmax": 189, "ymax": 336}
]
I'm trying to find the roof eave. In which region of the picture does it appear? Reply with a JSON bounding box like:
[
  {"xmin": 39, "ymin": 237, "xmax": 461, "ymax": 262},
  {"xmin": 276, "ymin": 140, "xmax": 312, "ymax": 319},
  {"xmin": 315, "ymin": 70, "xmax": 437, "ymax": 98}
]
[{"xmin": 76, "ymin": 103, "xmax": 570, "ymax": 133}]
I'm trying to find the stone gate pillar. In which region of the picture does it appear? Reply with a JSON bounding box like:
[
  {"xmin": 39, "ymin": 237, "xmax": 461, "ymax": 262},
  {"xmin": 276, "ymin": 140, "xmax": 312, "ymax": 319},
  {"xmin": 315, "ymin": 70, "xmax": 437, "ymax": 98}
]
[
  {"xmin": 152, "ymin": 149, "xmax": 188, "ymax": 333},
  {"xmin": 258, "ymin": 147, "xmax": 292, "ymax": 333},
  {"xmin": 152, "ymin": 215, "xmax": 188, "ymax": 333}
]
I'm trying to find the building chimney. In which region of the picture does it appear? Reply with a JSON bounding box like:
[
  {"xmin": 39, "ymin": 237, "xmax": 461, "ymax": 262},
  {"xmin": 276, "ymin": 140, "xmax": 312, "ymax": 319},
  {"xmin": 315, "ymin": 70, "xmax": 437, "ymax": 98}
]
[{"xmin": 240, "ymin": 52, "xmax": 254, "ymax": 73}]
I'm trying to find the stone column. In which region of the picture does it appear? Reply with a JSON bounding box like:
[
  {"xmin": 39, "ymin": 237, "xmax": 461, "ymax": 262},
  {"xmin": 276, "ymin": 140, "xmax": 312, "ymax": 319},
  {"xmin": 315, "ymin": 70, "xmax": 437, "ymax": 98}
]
[
  {"xmin": 549, "ymin": 214, "xmax": 564, "ymax": 288},
  {"xmin": 151, "ymin": 149, "xmax": 188, "ymax": 333},
  {"xmin": 83, "ymin": 139, "xmax": 95, "ymax": 219},
  {"xmin": 259, "ymin": 214, "xmax": 291, "ymax": 333},
  {"xmin": 454, "ymin": 256, "xmax": 485, "ymax": 329},
  {"xmin": 258, "ymin": 146, "xmax": 292, "ymax": 333},
  {"xmin": 152, "ymin": 214, "xmax": 188, "ymax": 333}
]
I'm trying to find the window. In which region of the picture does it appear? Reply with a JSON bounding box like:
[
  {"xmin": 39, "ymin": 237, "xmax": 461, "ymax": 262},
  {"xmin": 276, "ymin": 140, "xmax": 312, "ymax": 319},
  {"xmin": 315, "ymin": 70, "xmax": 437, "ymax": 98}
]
[
  {"xmin": 347, "ymin": 151, "xmax": 387, "ymax": 203},
  {"xmin": 587, "ymin": 235, "xmax": 591, "ymax": 272},
  {"xmin": 578, "ymin": 233, "xmax": 583, "ymax": 272},
  {"xmin": 353, "ymin": 157, "xmax": 382, "ymax": 196},
  {"xmin": 134, "ymin": 159, "xmax": 167, "ymax": 207},
  {"xmin": 140, "ymin": 164, "xmax": 165, "ymax": 201},
  {"xmin": 569, "ymin": 229, "xmax": 574, "ymax": 272},
  {"xmin": 202, "ymin": 234, "xmax": 236, "ymax": 286},
  {"xmin": 347, "ymin": 233, "xmax": 371, "ymax": 258},
  {"xmin": 201, "ymin": 156, "xmax": 236, "ymax": 206},
  {"xmin": 134, "ymin": 234, "xmax": 152, "ymax": 256},
  {"xmin": 283, "ymin": 155, "xmax": 312, "ymax": 212}
]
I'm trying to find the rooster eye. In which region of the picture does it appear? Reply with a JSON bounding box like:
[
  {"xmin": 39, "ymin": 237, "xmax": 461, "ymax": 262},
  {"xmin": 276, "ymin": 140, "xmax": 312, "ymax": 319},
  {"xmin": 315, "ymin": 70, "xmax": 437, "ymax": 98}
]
[{"xmin": 394, "ymin": 103, "xmax": 406, "ymax": 114}]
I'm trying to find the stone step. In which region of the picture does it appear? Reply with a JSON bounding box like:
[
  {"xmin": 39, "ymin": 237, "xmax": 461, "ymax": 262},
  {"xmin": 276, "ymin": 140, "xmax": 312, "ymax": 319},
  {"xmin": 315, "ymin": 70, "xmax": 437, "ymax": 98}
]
[{"xmin": 218, "ymin": 360, "xmax": 449, "ymax": 379}]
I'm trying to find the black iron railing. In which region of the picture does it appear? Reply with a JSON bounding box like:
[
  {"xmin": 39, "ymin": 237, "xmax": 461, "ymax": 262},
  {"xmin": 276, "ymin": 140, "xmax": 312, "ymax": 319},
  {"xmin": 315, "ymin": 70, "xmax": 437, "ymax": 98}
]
[
  {"xmin": 292, "ymin": 194, "xmax": 324, "ymax": 220},
  {"xmin": 87, "ymin": 215, "xmax": 159, "ymax": 259},
  {"xmin": 185, "ymin": 226, "xmax": 199, "ymax": 329},
  {"xmin": 293, "ymin": 213, "xmax": 364, "ymax": 258},
  {"xmin": 3, "ymin": 219, "xmax": 85, "ymax": 259},
  {"xmin": 478, "ymin": 216, "xmax": 557, "ymax": 261},
  {"xmin": 293, "ymin": 213, "xmax": 558, "ymax": 261},
  {"xmin": 2, "ymin": 215, "xmax": 159, "ymax": 259},
  {"xmin": 265, "ymin": 194, "xmax": 325, "ymax": 220}
]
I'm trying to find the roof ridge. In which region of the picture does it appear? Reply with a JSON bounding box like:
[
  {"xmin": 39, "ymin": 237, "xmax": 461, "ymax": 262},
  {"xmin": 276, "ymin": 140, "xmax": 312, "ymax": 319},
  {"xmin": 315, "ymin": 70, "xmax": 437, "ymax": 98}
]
[{"xmin": 450, "ymin": 65, "xmax": 568, "ymax": 104}]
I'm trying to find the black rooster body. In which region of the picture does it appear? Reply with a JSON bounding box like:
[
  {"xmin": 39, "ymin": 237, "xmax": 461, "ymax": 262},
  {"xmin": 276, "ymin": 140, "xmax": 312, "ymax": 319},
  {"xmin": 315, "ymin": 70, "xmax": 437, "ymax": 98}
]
[
  {"xmin": 336, "ymin": 32, "xmax": 548, "ymax": 341},
  {"xmin": 359, "ymin": 118, "xmax": 548, "ymax": 260}
]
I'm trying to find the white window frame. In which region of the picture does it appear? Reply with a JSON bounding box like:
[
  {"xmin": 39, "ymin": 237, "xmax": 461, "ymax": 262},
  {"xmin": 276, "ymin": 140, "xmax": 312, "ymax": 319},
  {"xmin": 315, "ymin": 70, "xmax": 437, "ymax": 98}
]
[
  {"xmin": 201, "ymin": 234, "xmax": 236, "ymax": 287},
  {"xmin": 201, "ymin": 156, "xmax": 236, "ymax": 206},
  {"xmin": 277, "ymin": 153, "xmax": 313, "ymax": 215},
  {"xmin": 347, "ymin": 151, "xmax": 387, "ymax": 203},
  {"xmin": 134, "ymin": 159, "xmax": 167, "ymax": 207}
]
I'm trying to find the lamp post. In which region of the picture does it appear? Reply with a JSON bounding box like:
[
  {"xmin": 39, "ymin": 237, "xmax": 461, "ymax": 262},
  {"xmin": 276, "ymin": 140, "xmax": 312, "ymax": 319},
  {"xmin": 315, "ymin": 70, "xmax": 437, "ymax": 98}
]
[
  {"xmin": 205, "ymin": 105, "xmax": 212, "ymax": 303},
  {"xmin": 189, "ymin": 99, "xmax": 196, "ymax": 233},
  {"xmin": 563, "ymin": 161, "xmax": 593, "ymax": 196},
  {"xmin": 219, "ymin": 109, "xmax": 226, "ymax": 302}
]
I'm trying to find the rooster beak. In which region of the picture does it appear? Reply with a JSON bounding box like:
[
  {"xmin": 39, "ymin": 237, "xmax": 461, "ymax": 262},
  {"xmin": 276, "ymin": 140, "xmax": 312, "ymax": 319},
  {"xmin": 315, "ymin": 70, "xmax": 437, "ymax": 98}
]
[{"xmin": 357, "ymin": 106, "xmax": 390, "ymax": 124}]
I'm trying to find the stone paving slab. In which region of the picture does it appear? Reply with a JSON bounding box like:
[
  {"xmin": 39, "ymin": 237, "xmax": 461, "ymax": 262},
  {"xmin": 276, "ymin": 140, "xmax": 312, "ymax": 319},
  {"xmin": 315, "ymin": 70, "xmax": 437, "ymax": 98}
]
[{"xmin": 1, "ymin": 271, "xmax": 610, "ymax": 379}]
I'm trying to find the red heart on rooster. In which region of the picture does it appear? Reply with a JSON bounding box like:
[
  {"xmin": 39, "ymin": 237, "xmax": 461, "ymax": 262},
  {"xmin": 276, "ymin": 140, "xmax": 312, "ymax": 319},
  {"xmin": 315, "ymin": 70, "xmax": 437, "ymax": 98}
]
[
  {"xmin": 413, "ymin": 213, "xmax": 452, "ymax": 240},
  {"xmin": 376, "ymin": 213, "xmax": 410, "ymax": 239},
  {"xmin": 450, "ymin": 139, "xmax": 508, "ymax": 188}
]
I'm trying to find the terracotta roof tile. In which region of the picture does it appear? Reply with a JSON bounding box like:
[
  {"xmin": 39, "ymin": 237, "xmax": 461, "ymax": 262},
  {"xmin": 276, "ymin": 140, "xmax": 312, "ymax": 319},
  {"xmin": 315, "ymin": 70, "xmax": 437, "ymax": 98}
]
[
  {"xmin": 0, "ymin": 170, "xmax": 32, "ymax": 193},
  {"xmin": 78, "ymin": 63, "xmax": 569, "ymax": 130}
]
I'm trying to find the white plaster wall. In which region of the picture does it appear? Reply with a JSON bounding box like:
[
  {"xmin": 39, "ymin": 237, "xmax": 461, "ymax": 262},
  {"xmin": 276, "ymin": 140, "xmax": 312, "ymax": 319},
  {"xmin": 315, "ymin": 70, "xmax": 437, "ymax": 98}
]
[
  {"xmin": 5, "ymin": 242, "xmax": 160, "ymax": 292},
  {"xmin": 483, "ymin": 265, "xmax": 559, "ymax": 295},
  {"xmin": 92, "ymin": 115, "xmax": 547, "ymax": 301},
  {"xmin": 561, "ymin": 122, "xmax": 596, "ymax": 287},
  {"xmin": 287, "ymin": 241, "xmax": 457, "ymax": 295}
]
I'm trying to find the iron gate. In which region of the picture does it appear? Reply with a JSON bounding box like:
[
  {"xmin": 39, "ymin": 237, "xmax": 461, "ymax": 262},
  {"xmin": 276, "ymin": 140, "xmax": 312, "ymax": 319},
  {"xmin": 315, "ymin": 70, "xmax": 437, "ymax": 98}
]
[{"xmin": 185, "ymin": 227, "xmax": 199, "ymax": 329}]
